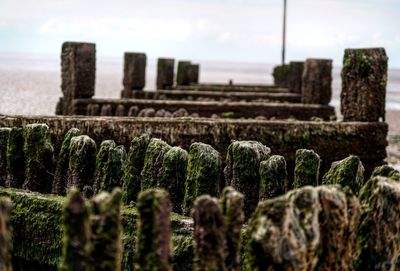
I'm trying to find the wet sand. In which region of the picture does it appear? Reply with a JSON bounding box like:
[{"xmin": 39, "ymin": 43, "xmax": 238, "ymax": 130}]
[{"xmin": 386, "ymin": 110, "xmax": 400, "ymax": 170}]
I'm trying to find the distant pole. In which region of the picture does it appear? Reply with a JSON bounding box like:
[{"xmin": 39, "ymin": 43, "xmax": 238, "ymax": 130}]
[{"xmin": 282, "ymin": 0, "xmax": 287, "ymax": 65}]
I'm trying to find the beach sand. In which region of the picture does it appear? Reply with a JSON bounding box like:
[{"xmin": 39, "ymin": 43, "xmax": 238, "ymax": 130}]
[{"xmin": 386, "ymin": 110, "xmax": 400, "ymax": 170}]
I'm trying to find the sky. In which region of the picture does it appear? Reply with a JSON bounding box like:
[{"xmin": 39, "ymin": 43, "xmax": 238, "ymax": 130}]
[{"xmin": 0, "ymin": 0, "xmax": 399, "ymax": 67}]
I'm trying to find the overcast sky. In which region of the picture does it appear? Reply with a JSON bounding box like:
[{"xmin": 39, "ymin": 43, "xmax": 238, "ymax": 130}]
[{"xmin": 0, "ymin": 0, "xmax": 399, "ymax": 67}]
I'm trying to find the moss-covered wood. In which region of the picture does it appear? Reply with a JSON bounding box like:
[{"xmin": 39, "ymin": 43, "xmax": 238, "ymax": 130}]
[
  {"xmin": 293, "ymin": 149, "xmax": 321, "ymax": 188},
  {"xmin": 322, "ymin": 155, "xmax": 364, "ymax": 194},
  {"xmin": 182, "ymin": 143, "xmax": 222, "ymax": 215},
  {"xmin": 259, "ymin": 155, "xmax": 287, "ymax": 200},
  {"xmin": 0, "ymin": 197, "xmax": 12, "ymax": 271},
  {"xmin": 6, "ymin": 128, "xmax": 25, "ymax": 188},
  {"xmin": 52, "ymin": 128, "xmax": 81, "ymax": 195},
  {"xmin": 60, "ymin": 189, "xmax": 92, "ymax": 271},
  {"xmin": 220, "ymin": 186, "xmax": 244, "ymax": 271},
  {"xmin": 67, "ymin": 135, "xmax": 96, "ymax": 194},
  {"xmin": 245, "ymin": 185, "xmax": 360, "ymax": 271},
  {"xmin": 158, "ymin": 146, "xmax": 188, "ymax": 213},
  {"xmin": 141, "ymin": 138, "xmax": 171, "ymax": 190},
  {"xmin": 94, "ymin": 140, "xmax": 116, "ymax": 193},
  {"xmin": 371, "ymin": 164, "xmax": 398, "ymax": 178},
  {"xmin": 135, "ymin": 189, "xmax": 172, "ymax": 271},
  {"xmin": 122, "ymin": 134, "xmax": 150, "ymax": 204},
  {"xmin": 356, "ymin": 176, "xmax": 400, "ymax": 270},
  {"xmin": 0, "ymin": 187, "xmax": 193, "ymax": 270},
  {"xmin": 91, "ymin": 188, "xmax": 122, "ymax": 271},
  {"xmin": 224, "ymin": 141, "xmax": 270, "ymax": 217},
  {"xmin": 0, "ymin": 128, "xmax": 11, "ymax": 186},
  {"xmin": 193, "ymin": 195, "xmax": 227, "ymax": 271},
  {"xmin": 22, "ymin": 124, "xmax": 54, "ymax": 194}
]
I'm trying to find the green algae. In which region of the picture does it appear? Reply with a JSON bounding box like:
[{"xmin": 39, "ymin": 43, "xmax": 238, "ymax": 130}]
[
  {"xmin": 158, "ymin": 146, "xmax": 188, "ymax": 213},
  {"xmin": 371, "ymin": 164, "xmax": 398, "ymax": 178},
  {"xmin": 122, "ymin": 134, "xmax": 150, "ymax": 205},
  {"xmin": 94, "ymin": 140, "xmax": 116, "ymax": 193},
  {"xmin": 182, "ymin": 143, "xmax": 222, "ymax": 215}
]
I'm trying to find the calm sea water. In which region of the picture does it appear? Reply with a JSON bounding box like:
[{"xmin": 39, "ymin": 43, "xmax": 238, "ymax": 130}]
[{"xmin": 0, "ymin": 53, "xmax": 399, "ymax": 115}]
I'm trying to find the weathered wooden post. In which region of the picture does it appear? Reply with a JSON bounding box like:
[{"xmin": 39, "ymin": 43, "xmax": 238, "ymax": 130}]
[
  {"xmin": 0, "ymin": 197, "xmax": 12, "ymax": 271},
  {"xmin": 57, "ymin": 42, "xmax": 96, "ymax": 115},
  {"xmin": 293, "ymin": 149, "xmax": 321, "ymax": 188},
  {"xmin": 135, "ymin": 189, "xmax": 172, "ymax": 271},
  {"xmin": 182, "ymin": 143, "xmax": 222, "ymax": 215},
  {"xmin": 301, "ymin": 58, "xmax": 332, "ymax": 105},
  {"xmin": 158, "ymin": 146, "xmax": 188, "ymax": 213},
  {"xmin": 193, "ymin": 195, "xmax": 227, "ymax": 271},
  {"xmin": 272, "ymin": 64, "xmax": 289, "ymax": 87},
  {"xmin": 6, "ymin": 127, "xmax": 25, "ymax": 188},
  {"xmin": 53, "ymin": 128, "xmax": 81, "ymax": 195},
  {"xmin": 220, "ymin": 187, "xmax": 244, "ymax": 271},
  {"xmin": 141, "ymin": 138, "xmax": 171, "ymax": 190},
  {"xmin": 176, "ymin": 61, "xmax": 191, "ymax": 86},
  {"xmin": 121, "ymin": 52, "xmax": 147, "ymax": 98},
  {"xmin": 122, "ymin": 134, "xmax": 150, "ymax": 204},
  {"xmin": 22, "ymin": 123, "xmax": 54, "ymax": 194},
  {"xmin": 224, "ymin": 141, "xmax": 270, "ymax": 217},
  {"xmin": 68, "ymin": 135, "xmax": 97, "ymax": 194},
  {"xmin": 0, "ymin": 128, "xmax": 11, "ymax": 186},
  {"xmin": 288, "ymin": 61, "xmax": 304, "ymax": 93},
  {"xmin": 188, "ymin": 64, "xmax": 200, "ymax": 85},
  {"xmin": 156, "ymin": 58, "xmax": 175, "ymax": 90},
  {"xmin": 259, "ymin": 155, "xmax": 288, "ymax": 200},
  {"xmin": 91, "ymin": 188, "xmax": 122, "ymax": 271},
  {"xmin": 341, "ymin": 48, "xmax": 388, "ymax": 122},
  {"xmin": 60, "ymin": 189, "xmax": 92, "ymax": 271}
]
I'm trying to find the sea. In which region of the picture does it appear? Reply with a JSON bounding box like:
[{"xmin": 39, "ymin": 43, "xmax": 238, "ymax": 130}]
[{"xmin": 0, "ymin": 52, "xmax": 399, "ymax": 116}]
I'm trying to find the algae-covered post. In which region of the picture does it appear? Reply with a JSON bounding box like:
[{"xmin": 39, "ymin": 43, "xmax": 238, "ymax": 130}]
[
  {"xmin": 294, "ymin": 149, "xmax": 321, "ymax": 188},
  {"xmin": 60, "ymin": 189, "xmax": 92, "ymax": 271},
  {"xmin": 288, "ymin": 61, "xmax": 304, "ymax": 93},
  {"xmin": 188, "ymin": 64, "xmax": 200, "ymax": 85},
  {"xmin": 259, "ymin": 155, "xmax": 288, "ymax": 200},
  {"xmin": 158, "ymin": 146, "xmax": 188, "ymax": 213},
  {"xmin": 182, "ymin": 143, "xmax": 222, "ymax": 215},
  {"xmin": 91, "ymin": 188, "xmax": 123, "ymax": 271},
  {"xmin": 224, "ymin": 141, "xmax": 270, "ymax": 217},
  {"xmin": 219, "ymin": 187, "xmax": 244, "ymax": 271},
  {"xmin": 53, "ymin": 128, "xmax": 81, "ymax": 195},
  {"xmin": 176, "ymin": 61, "xmax": 192, "ymax": 86},
  {"xmin": 156, "ymin": 58, "xmax": 175, "ymax": 90},
  {"xmin": 6, "ymin": 127, "xmax": 25, "ymax": 188},
  {"xmin": 122, "ymin": 134, "xmax": 150, "ymax": 204},
  {"xmin": 68, "ymin": 135, "xmax": 97, "ymax": 194},
  {"xmin": 22, "ymin": 123, "xmax": 54, "ymax": 194},
  {"xmin": 357, "ymin": 177, "xmax": 400, "ymax": 270},
  {"xmin": 193, "ymin": 195, "xmax": 227, "ymax": 271},
  {"xmin": 121, "ymin": 52, "xmax": 147, "ymax": 98},
  {"xmin": 272, "ymin": 64, "xmax": 289, "ymax": 88},
  {"xmin": 341, "ymin": 48, "xmax": 388, "ymax": 122},
  {"xmin": 57, "ymin": 41, "xmax": 96, "ymax": 115},
  {"xmin": 322, "ymin": 155, "xmax": 364, "ymax": 194},
  {"xmin": 135, "ymin": 189, "xmax": 172, "ymax": 271},
  {"xmin": 301, "ymin": 58, "xmax": 332, "ymax": 105},
  {"xmin": 0, "ymin": 197, "xmax": 12, "ymax": 271},
  {"xmin": 0, "ymin": 128, "xmax": 11, "ymax": 186},
  {"xmin": 141, "ymin": 138, "xmax": 171, "ymax": 190},
  {"xmin": 100, "ymin": 104, "xmax": 113, "ymax": 116}
]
